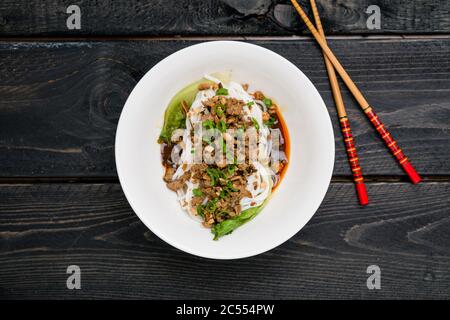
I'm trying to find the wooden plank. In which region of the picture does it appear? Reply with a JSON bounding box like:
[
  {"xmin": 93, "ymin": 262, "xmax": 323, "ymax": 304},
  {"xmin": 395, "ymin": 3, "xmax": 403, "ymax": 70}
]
[
  {"xmin": 0, "ymin": 38, "xmax": 449, "ymax": 177},
  {"xmin": 0, "ymin": 182, "xmax": 449, "ymax": 299},
  {"xmin": 0, "ymin": 0, "xmax": 449, "ymax": 36}
]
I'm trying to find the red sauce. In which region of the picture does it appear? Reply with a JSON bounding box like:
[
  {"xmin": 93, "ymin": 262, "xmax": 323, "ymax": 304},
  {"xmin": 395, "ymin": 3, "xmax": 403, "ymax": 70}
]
[{"xmin": 271, "ymin": 106, "xmax": 290, "ymax": 191}]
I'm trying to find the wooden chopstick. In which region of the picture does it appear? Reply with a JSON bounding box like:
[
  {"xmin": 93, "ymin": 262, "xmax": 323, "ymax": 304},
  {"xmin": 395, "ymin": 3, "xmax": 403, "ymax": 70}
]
[
  {"xmin": 310, "ymin": 0, "xmax": 368, "ymax": 205},
  {"xmin": 290, "ymin": 0, "xmax": 421, "ymax": 184}
]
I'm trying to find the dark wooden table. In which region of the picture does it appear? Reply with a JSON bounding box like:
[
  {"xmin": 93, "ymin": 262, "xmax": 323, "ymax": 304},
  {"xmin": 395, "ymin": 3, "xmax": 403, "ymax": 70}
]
[{"xmin": 1, "ymin": 0, "xmax": 449, "ymax": 299}]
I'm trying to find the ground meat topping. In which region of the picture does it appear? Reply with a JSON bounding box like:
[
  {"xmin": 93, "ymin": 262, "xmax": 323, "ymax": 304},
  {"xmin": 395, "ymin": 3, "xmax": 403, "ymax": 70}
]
[{"xmin": 192, "ymin": 163, "xmax": 256, "ymax": 226}]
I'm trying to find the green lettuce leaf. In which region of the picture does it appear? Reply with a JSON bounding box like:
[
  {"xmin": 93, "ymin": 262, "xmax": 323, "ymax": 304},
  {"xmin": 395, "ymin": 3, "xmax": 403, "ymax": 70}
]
[
  {"xmin": 158, "ymin": 79, "xmax": 214, "ymax": 143},
  {"xmin": 211, "ymin": 200, "xmax": 268, "ymax": 240}
]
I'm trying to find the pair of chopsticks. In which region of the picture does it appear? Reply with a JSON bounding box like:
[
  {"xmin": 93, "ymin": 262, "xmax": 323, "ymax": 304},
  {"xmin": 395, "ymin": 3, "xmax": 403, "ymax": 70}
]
[{"xmin": 291, "ymin": 0, "xmax": 421, "ymax": 206}]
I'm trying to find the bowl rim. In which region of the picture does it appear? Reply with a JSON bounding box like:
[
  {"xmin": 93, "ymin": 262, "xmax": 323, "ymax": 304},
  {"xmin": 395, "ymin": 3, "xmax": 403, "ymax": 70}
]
[{"xmin": 115, "ymin": 40, "xmax": 335, "ymax": 259}]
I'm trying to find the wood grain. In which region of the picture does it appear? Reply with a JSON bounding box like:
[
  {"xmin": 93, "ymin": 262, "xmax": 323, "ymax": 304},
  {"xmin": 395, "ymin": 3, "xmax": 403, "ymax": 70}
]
[
  {"xmin": 0, "ymin": 38, "xmax": 449, "ymax": 177},
  {"xmin": 0, "ymin": 182, "xmax": 449, "ymax": 299},
  {"xmin": 1, "ymin": 0, "xmax": 448, "ymax": 303},
  {"xmin": 0, "ymin": 0, "xmax": 449, "ymax": 36}
]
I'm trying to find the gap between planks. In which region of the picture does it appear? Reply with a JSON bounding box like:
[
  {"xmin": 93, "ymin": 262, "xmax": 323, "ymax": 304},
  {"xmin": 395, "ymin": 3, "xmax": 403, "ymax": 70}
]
[
  {"xmin": 0, "ymin": 176, "xmax": 448, "ymax": 185},
  {"xmin": 0, "ymin": 34, "xmax": 450, "ymax": 42}
]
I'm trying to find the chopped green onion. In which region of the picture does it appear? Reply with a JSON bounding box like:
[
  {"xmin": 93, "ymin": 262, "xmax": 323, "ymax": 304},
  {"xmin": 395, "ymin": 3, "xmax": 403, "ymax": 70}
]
[
  {"xmin": 226, "ymin": 181, "xmax": 238, "ymax": 192},
  {"xmin": 206, "ymin": 168, "xmax": 219, "ymax": 186},
  {"xmin": 202, "ymin": 119, "xmax": 216, "ymax": 129},
  {"xmin": 226, "ymin": 164, "xmax": 236, "ymax": 177},
  {"xmin": 222, "ymin": 138, "xmax": 227, "ymax": 153},
  {"xmin": 215, "ymin": 105, "xmax": 225, "ymax": 117},
  {"xmin": 216, "ymin": 136, "xmax": 226, "ymax": 154},
  {"xmin": 263, "ymin": 98, "xmax": 272, "ymax": 107},
  {"xmin": 246, "ymin": 101, "xmax": 254, "ymax": 106},
  {"xmin": 218, "ymin": 119, "xmax": 227, "ymax": 132},
  {"xmin": 216, "ymin": 88, "xmax": 228, "ymax": 96},
  {"xmin": 196, "ymin": 205, "xmax": 205, "ymax": 218},
  {"xmin": 251, "ymin": 117, "xmax": 260, "ymax": 130},
  {"xmin": 192, "ymin": 188, "xmax": 203, "ymax": 197},
  {"xmin": 206, "ymin": 198, "xmax": 218, "ymax": 211},
  {"xmin": 264, "ymin": 116, "xmax": 276, "ymax": 127}
]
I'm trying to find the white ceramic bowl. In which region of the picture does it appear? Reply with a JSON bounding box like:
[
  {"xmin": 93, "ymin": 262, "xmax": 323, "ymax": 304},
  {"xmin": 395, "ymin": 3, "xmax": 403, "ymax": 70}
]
[{"xmin": 115, "ymin": 41, "xmax": 334, "ymax": 259}]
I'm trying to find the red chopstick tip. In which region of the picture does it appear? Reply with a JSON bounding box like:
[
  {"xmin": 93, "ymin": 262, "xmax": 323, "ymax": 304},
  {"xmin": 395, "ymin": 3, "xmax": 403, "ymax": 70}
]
[
  {"xmin": 355, "ymin": 183, "xmax": 369, "ymax": 206},
  {"xmin": 402, "ymin": 161, "xmax": 421, "ymax": 184}
]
